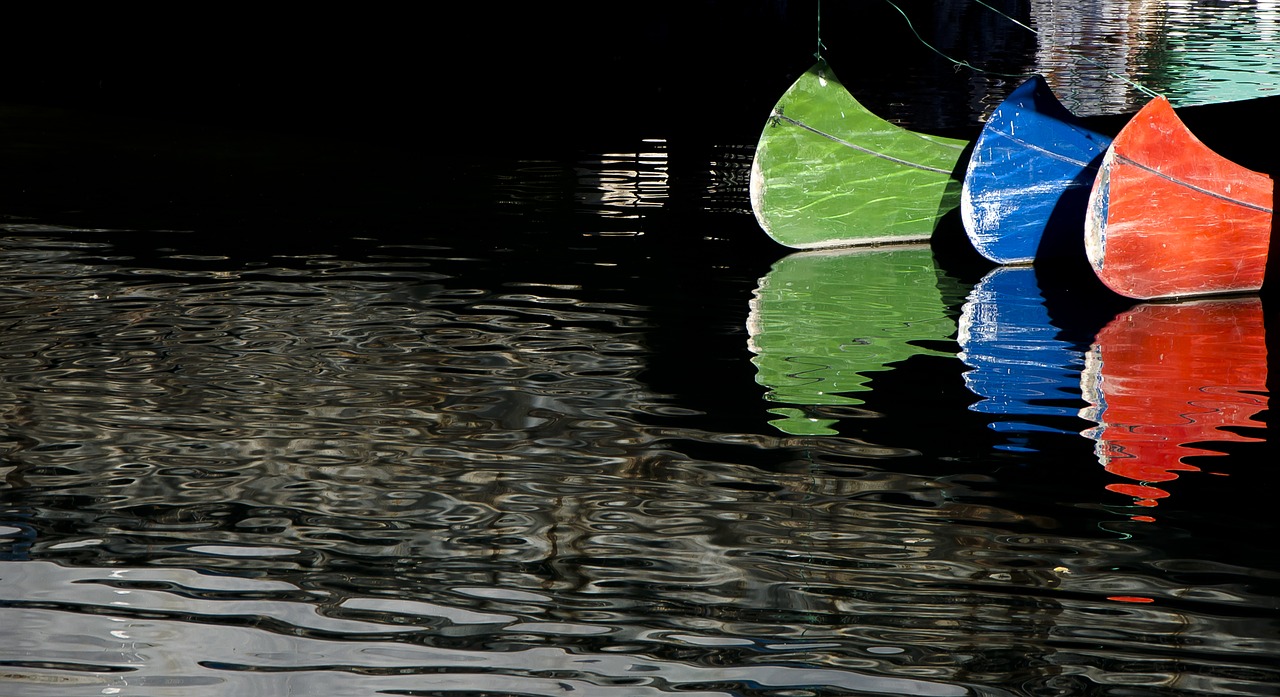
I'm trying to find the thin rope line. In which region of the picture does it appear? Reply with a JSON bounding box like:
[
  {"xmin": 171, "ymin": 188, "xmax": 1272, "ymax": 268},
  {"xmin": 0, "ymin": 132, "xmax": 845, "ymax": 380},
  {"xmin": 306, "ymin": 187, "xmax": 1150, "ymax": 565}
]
[
  {"xmin": 815, "ymin": 0, "xmax": 827, "ymax": 61},
  {"xmin": 881, "ymin": 0, "xmax": 1031, "ymax": 78},
  {"xmin": 971, "ymin": 0, "xmax": 1164, "ymax": 99},
  {"xmin": 972, "ymin": 0, "xmax": 1038, "ymax": 35}
]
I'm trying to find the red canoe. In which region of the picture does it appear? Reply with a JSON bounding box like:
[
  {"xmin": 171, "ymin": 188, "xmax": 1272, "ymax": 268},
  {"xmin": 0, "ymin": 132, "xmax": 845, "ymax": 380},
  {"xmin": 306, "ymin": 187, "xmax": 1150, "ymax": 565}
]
[
  {"xmin": 1084, "ymin": 97, "xmax": 1274, "ymax": 300},
  {"xmin": 1080, "ymin": 298, "xmax": 1267, "ymax": 516}
]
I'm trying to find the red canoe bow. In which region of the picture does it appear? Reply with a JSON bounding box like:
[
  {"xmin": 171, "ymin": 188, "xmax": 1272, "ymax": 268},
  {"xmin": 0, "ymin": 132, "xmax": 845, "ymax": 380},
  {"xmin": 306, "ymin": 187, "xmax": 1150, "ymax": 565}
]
[{"xmin": 1084, "ymin": 97, "xmax": 1274, "ymax": 299}]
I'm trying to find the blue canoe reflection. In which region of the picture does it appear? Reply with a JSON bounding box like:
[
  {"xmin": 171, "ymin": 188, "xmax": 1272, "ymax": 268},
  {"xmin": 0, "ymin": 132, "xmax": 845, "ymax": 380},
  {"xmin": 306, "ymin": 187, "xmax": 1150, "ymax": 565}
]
[
  {"xmin": 747, "ymin": 245, "xmax": 958, "ymax": 436},
  {"xmin": 1080, "ymin": 297, "xmax": 1268, "ymax": 519},
  {"xmin": 957, "ymin": 266, "xmax": 1087, "ymax": 452}
]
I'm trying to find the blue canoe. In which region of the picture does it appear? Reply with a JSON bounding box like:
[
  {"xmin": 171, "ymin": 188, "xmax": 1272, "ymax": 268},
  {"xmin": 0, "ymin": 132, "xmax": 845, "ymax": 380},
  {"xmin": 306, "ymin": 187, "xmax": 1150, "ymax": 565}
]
[{"xmin": 961, "ymin": 75, "xmax": 1113, "ymax": 265}]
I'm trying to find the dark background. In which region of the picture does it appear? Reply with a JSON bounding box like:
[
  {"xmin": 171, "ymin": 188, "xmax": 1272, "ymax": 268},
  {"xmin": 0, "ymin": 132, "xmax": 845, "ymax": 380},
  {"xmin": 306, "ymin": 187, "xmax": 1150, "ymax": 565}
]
[{"xmin": 1, "ymin": 2, "xmax": 1031, "ymax": 149}]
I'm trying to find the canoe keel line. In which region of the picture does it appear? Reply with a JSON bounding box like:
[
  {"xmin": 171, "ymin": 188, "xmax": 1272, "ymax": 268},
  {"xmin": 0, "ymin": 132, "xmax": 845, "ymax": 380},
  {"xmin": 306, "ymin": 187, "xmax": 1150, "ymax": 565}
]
[{"xmin": 1084, "ymin": 97, "xmax": 1274, "ymax": 300}]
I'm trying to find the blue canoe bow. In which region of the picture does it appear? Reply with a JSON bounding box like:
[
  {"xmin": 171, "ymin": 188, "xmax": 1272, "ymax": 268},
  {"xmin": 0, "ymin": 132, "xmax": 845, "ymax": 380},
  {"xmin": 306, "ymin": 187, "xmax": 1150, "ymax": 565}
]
[{"xmin": 961, "ymin": 75, "xmax": 1113, "ymax": 265}]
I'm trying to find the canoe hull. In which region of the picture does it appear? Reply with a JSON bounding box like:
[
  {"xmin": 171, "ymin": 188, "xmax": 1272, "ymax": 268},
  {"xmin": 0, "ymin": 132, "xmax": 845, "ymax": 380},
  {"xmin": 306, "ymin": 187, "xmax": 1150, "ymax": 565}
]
[
  {"xmin": 961, "ymin": 75, "xmax": 1111, "ymax": 264},
  {"xmin": 750, "ymin": 62, "xmax": 967, "ymax": 249},
  {"xmin": 1084, "ymin": 97, "xmax": 1273, "ymax": 299}
]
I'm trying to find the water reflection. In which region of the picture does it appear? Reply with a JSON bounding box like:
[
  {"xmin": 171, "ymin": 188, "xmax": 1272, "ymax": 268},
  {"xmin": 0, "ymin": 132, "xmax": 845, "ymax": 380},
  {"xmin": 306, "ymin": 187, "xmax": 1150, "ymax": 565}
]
[
  {"xmin": 488, "ymin": 141, "xmax": 753, "ymax": 230},
  {"xmin": 958, "ymin": 267, "xmax": 1086, "ymax": 452},
  {"xmin": 578, "ymin": 139, "xmax": 669, "ymax": 224},
  {"xmin": 1033, "ymin": 0, "xmax": 1280, "ymax": 113},
  {"xmin": 746, "ymin": 246, "xmax": 958, "ymax": 435},
  {"xmin": 7, "ymin": 558, "xmax": 988, "ymax": 696},
  {"xmin": 1080, "ymin": 297, "xmax": 1269, "ymax": 518},
  {"xmin": 0, "ymin": 234, "xmax": 1080, "ymax": 697},
  {"xmin": 3, "ymin": 216, "xmax": 1280, "ymax": 694},
  {"xmin": 4, "ymin": 10, "xmax": 1280, "ymax": 687}
]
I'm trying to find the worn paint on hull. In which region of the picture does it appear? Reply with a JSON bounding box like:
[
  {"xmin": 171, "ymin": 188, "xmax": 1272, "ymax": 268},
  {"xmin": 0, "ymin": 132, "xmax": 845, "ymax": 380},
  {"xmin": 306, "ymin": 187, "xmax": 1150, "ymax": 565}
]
[
  {"xmin": 1084, "ymin": 97, "xmax": 1273, "ymax": 299},
  {"xmin": 749, "ymin": 61, "xmax": 968, "ymax": 249},
  {"xmin": 961, "ymin": 75, "xmax": 1112, "ymax": 264}
]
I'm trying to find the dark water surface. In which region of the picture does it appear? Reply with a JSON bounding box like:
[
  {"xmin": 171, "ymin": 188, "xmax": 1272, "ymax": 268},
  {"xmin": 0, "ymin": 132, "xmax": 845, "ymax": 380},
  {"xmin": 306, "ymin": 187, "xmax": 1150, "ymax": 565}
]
[{"xmin": 4, "ymin": 2, "xmax": 1280, "ymax": 696}]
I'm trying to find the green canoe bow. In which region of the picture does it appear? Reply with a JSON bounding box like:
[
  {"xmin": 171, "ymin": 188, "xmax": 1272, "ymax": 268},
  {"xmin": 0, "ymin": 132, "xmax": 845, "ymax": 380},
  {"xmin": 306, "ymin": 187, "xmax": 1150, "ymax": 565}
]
[
  {"xmin": 747, "ymin": 245, "xmax": 958, "ymax": 435},
  {"xmin": 749, "ymin": 61, "xmax": 968, "ymax": 249}
]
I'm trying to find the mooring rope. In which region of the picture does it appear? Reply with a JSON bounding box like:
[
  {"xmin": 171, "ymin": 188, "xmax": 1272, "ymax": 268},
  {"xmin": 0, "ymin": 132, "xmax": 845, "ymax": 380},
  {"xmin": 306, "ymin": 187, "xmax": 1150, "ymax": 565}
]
[
  {"xmin": 970, "ymin": 0, "xmax": 1164, "ymax": 99},
  {"xmin": 878, "ymin": 0, "xmax": 1164, "ymax": 99},
  {"xmin": 880, "ymin": 0, "xmax": 1030, "ymax": 78},
  {"xmin": 815, "ymin": 0, "xmax": 828, "ymax": 61}
]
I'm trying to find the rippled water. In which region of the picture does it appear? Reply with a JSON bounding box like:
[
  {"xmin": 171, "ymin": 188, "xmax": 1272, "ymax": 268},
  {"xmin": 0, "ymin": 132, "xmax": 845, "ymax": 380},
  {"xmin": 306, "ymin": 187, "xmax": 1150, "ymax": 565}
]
[
  {"xmin": 820, "ymin": 0, "xmax": 1280, "ymax": 130},
  {"xmin": 3, "ymin": 2, "xmax": 1280, "ymax": 696}
]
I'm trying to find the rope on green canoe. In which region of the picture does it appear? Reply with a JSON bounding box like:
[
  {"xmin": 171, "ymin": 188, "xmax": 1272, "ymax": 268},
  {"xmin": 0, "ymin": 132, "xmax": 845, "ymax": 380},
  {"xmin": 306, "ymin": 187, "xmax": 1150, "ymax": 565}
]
[{"xmin": 815, "ymin": 0, "xmax": 828, "ymax": 62}]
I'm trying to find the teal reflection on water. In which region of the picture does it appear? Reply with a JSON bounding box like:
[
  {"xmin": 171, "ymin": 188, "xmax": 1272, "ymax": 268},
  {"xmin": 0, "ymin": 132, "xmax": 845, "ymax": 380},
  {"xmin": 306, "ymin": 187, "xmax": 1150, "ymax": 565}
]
[{"xmin": 1033, "ymin": 0, "xmax": 1280, "ymax": 113}]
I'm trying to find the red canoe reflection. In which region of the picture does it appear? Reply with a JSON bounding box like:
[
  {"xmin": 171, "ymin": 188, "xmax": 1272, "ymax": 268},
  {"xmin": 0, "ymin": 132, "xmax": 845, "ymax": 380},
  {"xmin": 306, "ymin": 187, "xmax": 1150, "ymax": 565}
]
[{"xmin": 1080, "ymin": 298, "xmax": 1268, "ymax": 516}]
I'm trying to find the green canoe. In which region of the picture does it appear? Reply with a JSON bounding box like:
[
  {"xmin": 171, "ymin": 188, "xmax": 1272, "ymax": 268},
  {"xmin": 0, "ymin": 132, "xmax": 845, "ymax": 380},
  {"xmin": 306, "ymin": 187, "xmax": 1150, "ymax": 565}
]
[
  {"xmin": 747, "ymin": 245, "xmax": 959, "ymax": 435},
  {"xmin": 749, "ymin": 61, "xmax": 968, "ymax": 249}
]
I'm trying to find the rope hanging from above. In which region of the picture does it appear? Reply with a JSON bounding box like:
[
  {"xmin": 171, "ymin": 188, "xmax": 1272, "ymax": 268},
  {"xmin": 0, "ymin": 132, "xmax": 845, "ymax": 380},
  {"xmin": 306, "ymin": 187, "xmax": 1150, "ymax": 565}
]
[
  {"xmin": 814, "ymin": 0, "xmax": 827, "ymax": 62},
  {"xmin": 881, "ymin": 0, "xmax": 1030, "ymax": 78},
  {"xmin": 875, "ymin": 0, "xmax": 1164, "ymax": 100},
  {"xmin": 968, "ymin": 0, "xmax": 1164, "ymax": 100}
]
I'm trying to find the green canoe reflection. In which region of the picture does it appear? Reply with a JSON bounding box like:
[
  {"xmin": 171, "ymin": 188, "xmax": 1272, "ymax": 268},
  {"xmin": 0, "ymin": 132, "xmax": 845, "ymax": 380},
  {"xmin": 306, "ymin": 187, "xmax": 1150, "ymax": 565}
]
[{"xmin": 747, "ymin": 245, "xmax": 958, "ymax": 435}]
